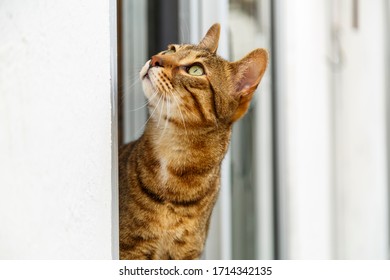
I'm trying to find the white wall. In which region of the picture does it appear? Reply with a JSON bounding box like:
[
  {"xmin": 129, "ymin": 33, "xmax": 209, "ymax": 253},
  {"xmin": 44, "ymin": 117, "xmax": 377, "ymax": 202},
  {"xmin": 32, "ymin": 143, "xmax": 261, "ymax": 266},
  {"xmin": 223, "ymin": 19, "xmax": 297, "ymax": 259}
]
[
  {"xmin": 332, "ymin": 0, "xmax": 388, "ymax": 259},
  {"xmin": 0, "ymin": 0, "xmax": 116, "ymax": 259},
  {"xmin": 276, "ymin": 0, "xmax": 389, "ymax": 259}
]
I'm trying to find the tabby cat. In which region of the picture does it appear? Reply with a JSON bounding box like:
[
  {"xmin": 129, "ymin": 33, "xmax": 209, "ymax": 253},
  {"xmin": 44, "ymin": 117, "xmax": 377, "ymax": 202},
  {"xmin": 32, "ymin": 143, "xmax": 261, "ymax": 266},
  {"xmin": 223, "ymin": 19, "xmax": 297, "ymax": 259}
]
[{"xmin": 119, "ymin": 23, "xmax": 268, "ymax": 260}]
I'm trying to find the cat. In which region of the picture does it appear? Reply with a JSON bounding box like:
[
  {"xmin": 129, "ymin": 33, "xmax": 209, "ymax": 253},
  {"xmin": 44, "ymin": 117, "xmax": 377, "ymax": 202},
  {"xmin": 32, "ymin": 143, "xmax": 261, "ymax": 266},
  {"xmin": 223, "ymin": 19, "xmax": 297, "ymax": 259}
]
[{"xmin": 119, "ymin": 23, "xmax": 268, "ymax": 260}]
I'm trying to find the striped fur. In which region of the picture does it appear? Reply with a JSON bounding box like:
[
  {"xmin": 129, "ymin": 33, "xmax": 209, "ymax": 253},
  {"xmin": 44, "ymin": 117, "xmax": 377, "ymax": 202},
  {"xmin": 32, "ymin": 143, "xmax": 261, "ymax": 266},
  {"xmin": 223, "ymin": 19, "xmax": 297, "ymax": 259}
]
[{"xmin": 119, "ymin": 23, "xmax": 268, "ymax": 259}]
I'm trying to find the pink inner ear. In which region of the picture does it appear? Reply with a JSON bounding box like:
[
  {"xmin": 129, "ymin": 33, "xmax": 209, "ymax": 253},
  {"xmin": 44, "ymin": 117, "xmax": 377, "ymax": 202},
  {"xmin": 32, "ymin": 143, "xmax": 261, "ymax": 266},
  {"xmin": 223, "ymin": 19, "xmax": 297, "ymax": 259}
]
[{"xmin": 237, "ymin": 61, "xmax": 263, "ymax": 94}]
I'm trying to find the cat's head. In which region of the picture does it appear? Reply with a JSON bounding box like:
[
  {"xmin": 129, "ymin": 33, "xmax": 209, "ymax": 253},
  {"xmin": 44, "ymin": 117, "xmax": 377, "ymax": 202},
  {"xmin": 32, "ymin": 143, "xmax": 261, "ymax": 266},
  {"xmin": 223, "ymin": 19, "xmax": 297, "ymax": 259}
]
[{"xmin": 140, "ymin": 23, "xmax": 268, "ymax": 130}]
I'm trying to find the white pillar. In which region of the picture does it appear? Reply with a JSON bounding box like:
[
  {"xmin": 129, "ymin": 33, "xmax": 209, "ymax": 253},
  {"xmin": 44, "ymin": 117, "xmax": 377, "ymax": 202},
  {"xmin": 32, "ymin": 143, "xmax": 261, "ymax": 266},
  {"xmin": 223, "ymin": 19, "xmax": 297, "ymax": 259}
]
[
  {"xmin": 0, "ymin": 0, "xmax": 117, "ymax": 259},
  {"xmin": 275, "ymin": 0, "xmax": 333, "ymax": 259}
]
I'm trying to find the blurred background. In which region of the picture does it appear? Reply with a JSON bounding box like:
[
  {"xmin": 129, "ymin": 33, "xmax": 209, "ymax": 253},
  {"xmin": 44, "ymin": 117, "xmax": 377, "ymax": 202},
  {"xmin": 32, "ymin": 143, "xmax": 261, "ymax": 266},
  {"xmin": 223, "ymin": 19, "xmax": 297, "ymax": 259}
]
[{"xmin": 118, "ymin": 0, "xmax": 390, "ymax": 259}]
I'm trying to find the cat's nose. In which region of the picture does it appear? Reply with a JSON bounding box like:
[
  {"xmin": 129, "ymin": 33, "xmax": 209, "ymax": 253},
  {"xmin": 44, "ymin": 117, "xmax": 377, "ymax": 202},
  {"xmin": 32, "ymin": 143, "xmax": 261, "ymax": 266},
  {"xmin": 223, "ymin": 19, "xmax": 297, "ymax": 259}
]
[{"xmin": 150, "ymin": 55, "xmax": 163, "ymax": 68}]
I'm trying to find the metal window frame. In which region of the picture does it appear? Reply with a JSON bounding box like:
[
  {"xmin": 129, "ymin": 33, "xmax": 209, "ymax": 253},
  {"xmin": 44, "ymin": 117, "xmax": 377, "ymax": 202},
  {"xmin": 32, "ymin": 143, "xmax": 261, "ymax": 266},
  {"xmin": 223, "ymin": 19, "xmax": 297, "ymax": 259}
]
[{"xmin": 110, "ymin": 0, "xmax": 119, "ymax": 260}]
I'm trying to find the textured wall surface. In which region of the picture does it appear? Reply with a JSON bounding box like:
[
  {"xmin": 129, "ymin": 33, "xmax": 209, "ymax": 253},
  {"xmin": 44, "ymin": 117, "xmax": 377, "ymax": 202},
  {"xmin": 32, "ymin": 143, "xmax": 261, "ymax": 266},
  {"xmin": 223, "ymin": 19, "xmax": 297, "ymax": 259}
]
[{"xmin": 0, "ymin": 0, "xmax": 114, "ymax": 259}]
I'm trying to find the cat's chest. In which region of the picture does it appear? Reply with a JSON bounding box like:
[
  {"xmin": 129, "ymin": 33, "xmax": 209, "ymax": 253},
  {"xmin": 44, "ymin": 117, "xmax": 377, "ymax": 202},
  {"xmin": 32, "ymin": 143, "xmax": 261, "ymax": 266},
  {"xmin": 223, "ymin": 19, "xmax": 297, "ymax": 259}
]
[
  {"xmin": 158, "ymin": 204, "xmax": 197, "ymax": 238},
  {"xmin": 159, "ymin": 158, "xmax": 170, "ymax": 185}
]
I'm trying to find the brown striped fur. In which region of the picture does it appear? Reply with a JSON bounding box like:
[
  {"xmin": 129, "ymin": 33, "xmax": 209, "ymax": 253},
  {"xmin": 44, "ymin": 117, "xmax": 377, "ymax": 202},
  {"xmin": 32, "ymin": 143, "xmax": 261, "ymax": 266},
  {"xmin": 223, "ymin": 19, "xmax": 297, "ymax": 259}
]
[{"xmin": 119, "ymin": 23, "xmax": 268, "ymax": 259}]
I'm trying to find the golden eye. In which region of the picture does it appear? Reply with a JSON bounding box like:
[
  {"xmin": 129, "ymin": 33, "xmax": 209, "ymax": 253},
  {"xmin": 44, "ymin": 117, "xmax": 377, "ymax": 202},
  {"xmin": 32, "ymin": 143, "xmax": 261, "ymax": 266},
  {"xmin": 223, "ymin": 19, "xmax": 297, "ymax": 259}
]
[{"xmin": 188, "ymin": 65, "xmax": 204, "ymax": 76}]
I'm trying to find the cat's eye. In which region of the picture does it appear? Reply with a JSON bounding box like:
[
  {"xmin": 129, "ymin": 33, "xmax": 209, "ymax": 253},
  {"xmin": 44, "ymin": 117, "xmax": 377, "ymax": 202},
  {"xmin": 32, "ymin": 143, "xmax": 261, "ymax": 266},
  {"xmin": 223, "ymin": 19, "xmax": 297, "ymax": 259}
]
[{"xmin": 188, "ymin": 65, "xmax": 204, "ymax": 76}]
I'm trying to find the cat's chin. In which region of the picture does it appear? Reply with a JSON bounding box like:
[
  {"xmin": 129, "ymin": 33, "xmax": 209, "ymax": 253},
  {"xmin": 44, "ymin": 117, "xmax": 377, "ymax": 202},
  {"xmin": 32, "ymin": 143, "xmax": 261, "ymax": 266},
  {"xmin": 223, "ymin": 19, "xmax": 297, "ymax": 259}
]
[
  {"xmin": 140, "ymin": 60, "xmax": 151, "ymax": 80},
  {"xmin": 140, "ymin": 60, "xmax": 155, "ymax": 99},
  {"xmin": 141, "ymin": 80, "xmax": 153, "ymax": 99}
]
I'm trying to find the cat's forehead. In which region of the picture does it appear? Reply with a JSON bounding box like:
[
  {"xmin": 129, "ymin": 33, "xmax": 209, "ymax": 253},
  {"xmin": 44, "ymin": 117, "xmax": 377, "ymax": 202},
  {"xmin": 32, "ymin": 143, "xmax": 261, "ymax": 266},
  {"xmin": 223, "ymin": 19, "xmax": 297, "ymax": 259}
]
[{"xmin": 168, "ymin": 44, "xmax": 214, "ymax": 61}]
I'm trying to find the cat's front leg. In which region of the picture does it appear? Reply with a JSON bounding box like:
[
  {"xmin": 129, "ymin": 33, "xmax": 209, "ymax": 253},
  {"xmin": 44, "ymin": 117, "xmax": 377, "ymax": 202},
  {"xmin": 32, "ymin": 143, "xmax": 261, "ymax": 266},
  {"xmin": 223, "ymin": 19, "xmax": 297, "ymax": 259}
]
[{"xmin": 120, "ymin": 241, "xmax": 159, "ymax": 260}]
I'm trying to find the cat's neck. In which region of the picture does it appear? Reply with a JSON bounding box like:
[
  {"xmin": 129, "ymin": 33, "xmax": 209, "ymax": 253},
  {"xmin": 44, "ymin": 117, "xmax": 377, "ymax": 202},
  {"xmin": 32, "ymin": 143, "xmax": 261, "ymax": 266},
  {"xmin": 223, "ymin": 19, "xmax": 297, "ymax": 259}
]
[{"xmin": 143, "ymin": 119, "xmax": 231, "ymax": 169}]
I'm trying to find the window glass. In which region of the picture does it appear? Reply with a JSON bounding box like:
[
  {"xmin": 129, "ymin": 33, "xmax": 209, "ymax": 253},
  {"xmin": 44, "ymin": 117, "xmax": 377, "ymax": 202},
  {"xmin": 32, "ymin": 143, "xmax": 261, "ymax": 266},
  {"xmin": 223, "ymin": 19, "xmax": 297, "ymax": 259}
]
[{"xmin": 229, "ymin": 0, "xmax": 273, "ymax": 259}]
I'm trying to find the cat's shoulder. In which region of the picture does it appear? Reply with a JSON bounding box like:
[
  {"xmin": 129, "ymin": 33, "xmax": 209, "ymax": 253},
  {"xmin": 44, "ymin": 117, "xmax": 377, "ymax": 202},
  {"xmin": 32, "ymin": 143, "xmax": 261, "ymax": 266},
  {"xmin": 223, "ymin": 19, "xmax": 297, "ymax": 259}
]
[{"xmin": 119, "ymin": 140, "xmax": 137, "ymax": 162}]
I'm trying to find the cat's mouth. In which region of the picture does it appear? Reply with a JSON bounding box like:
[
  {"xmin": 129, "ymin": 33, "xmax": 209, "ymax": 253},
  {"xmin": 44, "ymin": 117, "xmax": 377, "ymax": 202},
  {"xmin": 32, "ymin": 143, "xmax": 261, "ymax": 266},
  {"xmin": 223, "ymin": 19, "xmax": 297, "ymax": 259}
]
[
  {"xmin": 142, "ymin": 72, "xmax": 149, "ymax": 80},
  {"xmin": 140, "ymin": 60, "xmax": 151, "ymax": 81}
]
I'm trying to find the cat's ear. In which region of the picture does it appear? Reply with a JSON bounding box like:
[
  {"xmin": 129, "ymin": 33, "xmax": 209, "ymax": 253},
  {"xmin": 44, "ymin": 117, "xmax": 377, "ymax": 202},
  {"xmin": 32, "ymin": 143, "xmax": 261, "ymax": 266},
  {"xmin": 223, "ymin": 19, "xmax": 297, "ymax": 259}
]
[
  {"xmin": 231, "ymin": 48, "xmax": 268, "ymax": 122},
  {"xmin": 198, "ymin": 23, "xmax": 220, "ymax": 53}
]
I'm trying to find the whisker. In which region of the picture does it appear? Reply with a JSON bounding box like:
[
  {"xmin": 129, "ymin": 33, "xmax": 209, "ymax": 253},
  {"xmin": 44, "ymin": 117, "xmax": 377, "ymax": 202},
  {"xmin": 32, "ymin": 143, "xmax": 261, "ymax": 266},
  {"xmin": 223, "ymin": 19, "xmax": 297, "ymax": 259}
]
[
  {"xmin": 184, "ymin": 101, "xmax": 202, "ymax": 120},
  {"xmin": 172, "ymin": 87, "xmax": 200, "ymax": 119},
  {"xmin": 170, "ymin": 90, "xmax": 188, "ymax": 136},
  {"xmin": 118, "ymin": 71, "xmax": 141, "ymax": 94},
  {"xmin": 118, "ymin": 74, "xmax": 140, "ymax": 90},
  {"xmin": 135, "ymin": 91, "xmax": 162, "ymax": 136},
  {"xmin": 161, "ymin": 96, "xmax": 171, "ymax": 139},
  {"xmin": 157, "ymin": 94, "xmax": 165, "ymax": 128},
  {"xmin": 166, "ymin": 98, "xmax": 171, "ymax": 129},
  {"xmin": 118, "ymin": 77, "xmax": 142, "ymax": 108},
  {"xmin": 127, "ymin": 90, "xmax": 158, "ymax": 112}
]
